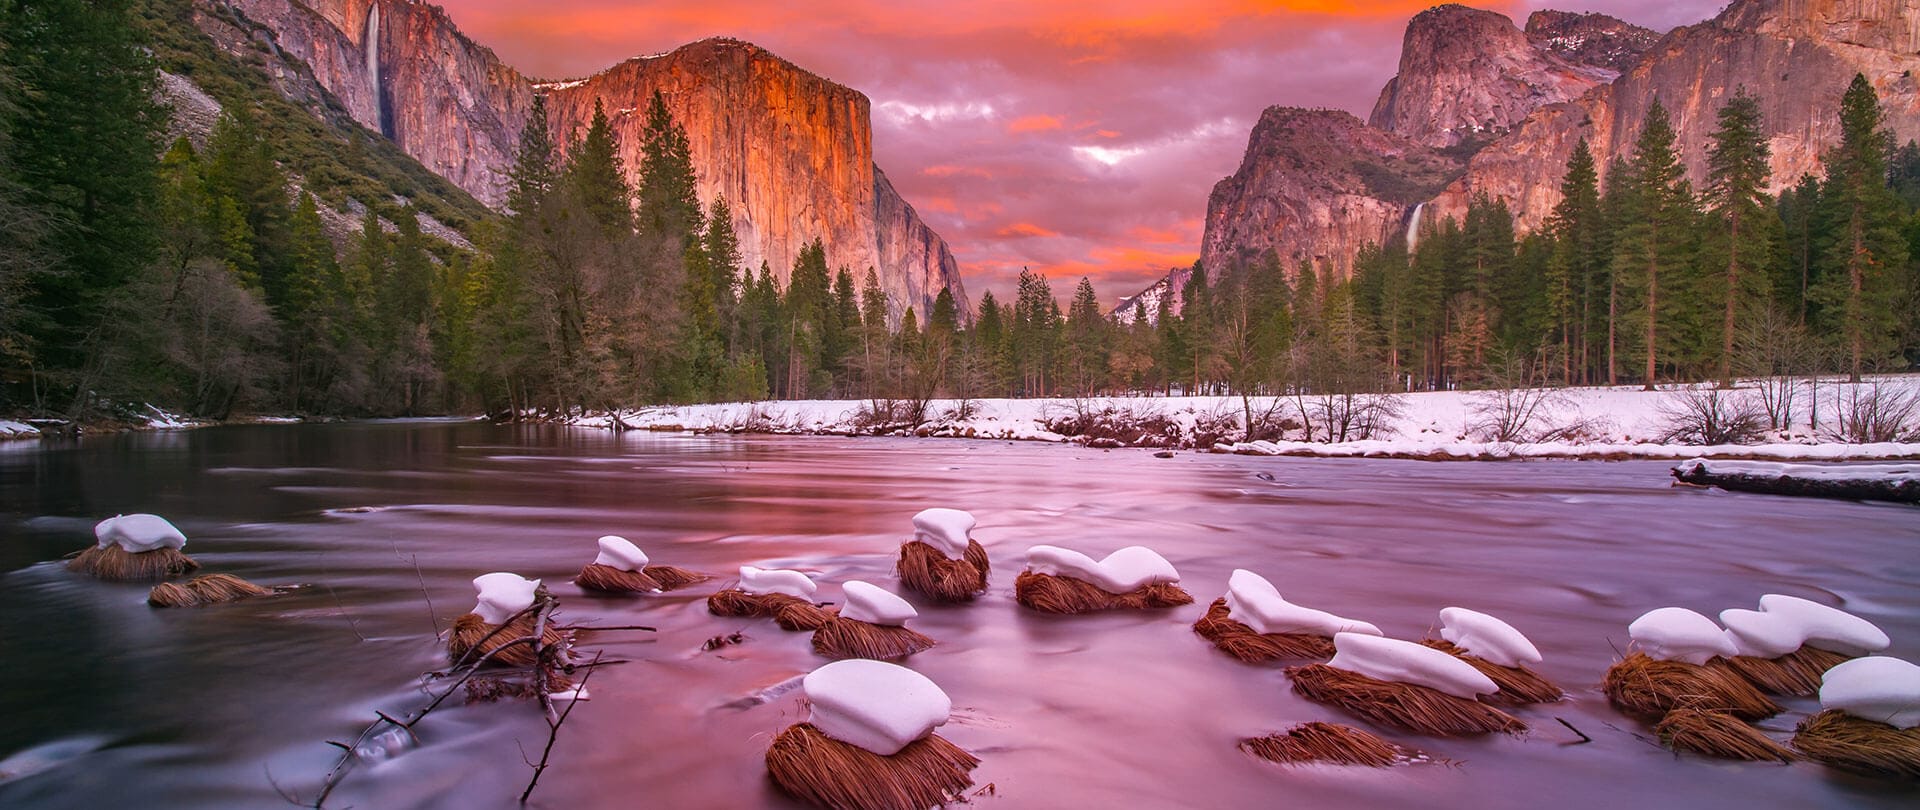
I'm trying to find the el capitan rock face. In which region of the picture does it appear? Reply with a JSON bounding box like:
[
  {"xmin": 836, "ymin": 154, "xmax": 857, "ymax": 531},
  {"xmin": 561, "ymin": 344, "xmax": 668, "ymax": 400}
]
[{"xmin": 213, "ymin": 0, "xmax": 965, "ymax": 319}]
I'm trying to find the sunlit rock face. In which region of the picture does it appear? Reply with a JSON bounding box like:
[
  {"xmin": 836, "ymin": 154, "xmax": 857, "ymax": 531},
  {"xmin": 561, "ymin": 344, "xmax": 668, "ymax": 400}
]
[{"xmin": 210, "ymin": 0, "xmax": 966, "ymax": 320}]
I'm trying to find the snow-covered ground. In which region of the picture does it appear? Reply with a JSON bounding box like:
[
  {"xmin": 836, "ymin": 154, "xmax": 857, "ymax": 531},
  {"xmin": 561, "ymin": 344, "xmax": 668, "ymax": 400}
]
[
  {"xmin": 0, "ymin": 420, "xmax": 38, "ymax": 441},
  {"xmin": 571, "ymin": 376, "xmax": 1920, "ymax": 461}
]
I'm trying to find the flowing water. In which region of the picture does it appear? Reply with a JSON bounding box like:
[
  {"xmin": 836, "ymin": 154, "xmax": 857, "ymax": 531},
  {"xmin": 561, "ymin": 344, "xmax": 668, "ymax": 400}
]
[{"xmin": 1, "ymin": 421, "xmax": 1916, "ymax": 809}]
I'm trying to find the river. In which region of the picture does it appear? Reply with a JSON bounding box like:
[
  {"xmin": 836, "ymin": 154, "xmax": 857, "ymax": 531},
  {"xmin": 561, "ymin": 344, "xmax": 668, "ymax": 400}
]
[{"xmin": 1, "ymin": 421, "xmax": 1916, "ymax": 808}]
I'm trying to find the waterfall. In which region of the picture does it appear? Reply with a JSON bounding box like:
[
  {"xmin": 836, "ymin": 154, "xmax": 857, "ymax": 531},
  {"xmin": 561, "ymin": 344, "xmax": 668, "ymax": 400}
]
[
  {"xmin": 365, "ymin": 4, "xmax": 387, "ymax": 136},
  {"xmin": 1404, "ymin": 202, "xmax": 1426, "ymax": 253}
]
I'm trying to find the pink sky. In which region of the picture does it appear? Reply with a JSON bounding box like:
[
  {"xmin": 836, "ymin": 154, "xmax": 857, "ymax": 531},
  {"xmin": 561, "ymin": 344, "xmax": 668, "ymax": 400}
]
[{"xmin": 432, "ymin": 0, "xmax": 1726, "ymax": 306}]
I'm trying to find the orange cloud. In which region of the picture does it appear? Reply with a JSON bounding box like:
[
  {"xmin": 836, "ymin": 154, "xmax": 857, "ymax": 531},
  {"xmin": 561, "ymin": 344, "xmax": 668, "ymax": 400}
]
[
  {"xmin": 1008, "ymin": 114, "xmax": 1064, "ymax": 134},
  {"xmin": 995, "ymin": 222, "xmax": 1061, "ymax": 238},
  {"xmin": 1128, "ymin": 219, "xmax": 1201, "ymax": 244},
  {"xmin": 922, "ymin": 164, "xmax": 992, "ymax": 178}
]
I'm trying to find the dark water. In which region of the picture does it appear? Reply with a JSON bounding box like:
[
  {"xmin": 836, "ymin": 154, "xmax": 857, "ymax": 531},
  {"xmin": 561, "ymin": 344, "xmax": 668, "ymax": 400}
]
[{"xmin": 1, "ymin": 422, "xmax": 1917, "ymax": 809}]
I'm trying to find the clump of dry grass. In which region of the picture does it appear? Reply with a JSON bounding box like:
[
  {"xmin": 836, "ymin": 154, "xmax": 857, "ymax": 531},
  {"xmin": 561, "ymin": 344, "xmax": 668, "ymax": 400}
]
[
  {"xmin": 765, "ymin": 723, "xmax": 979, "ymax": 810},
  {"xmin": 707, "ymin": 589, "xmax": 837, "ymax": 631},
  {"xmin": 1285, "ymin": 663, "xmax": 1525, "ymax": 737},
  {"xmin": 1421, "ymin": 639, "xmax": 1562, "ymax": 704},
  {"xmin": 1192, "ymin": 598, "xmax": 1334, "ymax": 662},
  {"xmin": 1601, "ymin": 653, "xmax": 1782, "ymax": 721},
  {"xmin": 1013, "ymin": 571, "xmax": 1193, "ymax": 615},
  {"xmin": 68, "ymin": 544, "xmax": 199, "ymax": 582},
  {"xmin": 1792, "ymin": 709, "xmax": 1920, "ymax": 779},
  {"xmin": 146, "ymin": 573, "xmax": 273, "ymax": 608},
  {"xmin": 811, "ymin": 618, "xmax": 937, "ymax": 661},
  {"xmin": 1722, "ymin": 646, "xmax": 1853, "ymax": 697},
  {"xmin": 447, "ymin": 611, "xmax": 570, "ymax": 669},
  {"xmin": 575, "ymin": 563, "xmax": 710, "ymax": 594},
  {"xmin": 1654, "ymin": 708, "xmax": 1794, "ymax": 762},
  {"xmin": 1239, "ymin": 722, "xmax": 1411, "ymax": 766},
  {"xmin": 896, "ymin": 540, "xmax": 989, "ymax": 603}
]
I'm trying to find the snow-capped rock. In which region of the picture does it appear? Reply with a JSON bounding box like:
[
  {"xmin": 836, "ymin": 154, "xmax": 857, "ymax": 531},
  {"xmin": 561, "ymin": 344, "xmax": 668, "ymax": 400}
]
[
  {"xmin": 1225, "ymin": 569, "xmax": 1380, "ymax": 636},
  {"xmin": 592, "ymin": 535, "xmax": 648, "ymax": 572},
  {"xmin": 1439, "ymin": 607, "xmax": 1543, "ymax": 668},
  {"xmin": 804, "ymin": 659, "xmax": 953, "ymax": 756},
  {"xmin": 1327, "ymin": 632, "xmax": 1498, "ymax": 699},
  {"xmin": 93, "ymin": 514, "xmax": 188, "ymax": 553},
  {"xmin": 1024, "ymin": 545, "xmax": 1179, "ymax": 594},
  {"xmin": 840, "ymin": 581, "xmax": 918, "ymax": 626}
]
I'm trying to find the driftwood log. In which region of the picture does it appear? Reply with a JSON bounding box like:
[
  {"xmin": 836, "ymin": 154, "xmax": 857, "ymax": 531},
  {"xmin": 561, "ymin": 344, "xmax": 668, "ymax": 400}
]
[{"xmin": 1671, "ymin": 460, "xmax": 1919, "ymax": 504}]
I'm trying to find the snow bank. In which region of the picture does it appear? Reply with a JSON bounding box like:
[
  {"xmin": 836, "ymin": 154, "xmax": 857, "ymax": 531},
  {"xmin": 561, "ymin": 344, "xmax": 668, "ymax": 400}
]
[
  {"xmin": 910, "ymin": 508, "xmax": 975, "ymax": 558},
  {"xmin": 1628, "ymin": 607, "xmax": 1738, "ymax": 664},
  {"xmin": 1439, "ymin": 607, "xmax": 1542, "ymax": 668},
  {"xmin": 1224, "ymin": 569, "xmax": 1379, "ymax": 636},
  {"xmin": 0, "ymin": 420, "xmax": 39, "ymax": 441},
  {"xmin": 593, "ymin": 535, "xmax": 648, "ymax": 572},
  {"xmin": 567, "ymin": 376, "xmax": 1920, "ymax": 461},
  {"xmin": 93, "ymin": 514, "xmax": 187, "ymax": 552},
  {"xmin": 840, "ymin": 581, "xmax": 917, "ymax": 626},
  {"xmin": 1819, "ymin": 657, "xmax": 1920, "ymax": 728},
  {"xmin": 1025, "ymin": 545, "xmax": 1179, "ymax": 593},
  {"xmin": 804, "ymin": 659, "xmax": 952, "ymax": 756},
  {"xmin": 472, "ymin": 572, "xmax": 540, "ymax": 624},
  {"xmin": 738, "ymin": 565, "xmax": 816, "ymax": 599},
  {"xmin": 1326, "ymin": 632, "xmax": 1497, "ymax": 699}
]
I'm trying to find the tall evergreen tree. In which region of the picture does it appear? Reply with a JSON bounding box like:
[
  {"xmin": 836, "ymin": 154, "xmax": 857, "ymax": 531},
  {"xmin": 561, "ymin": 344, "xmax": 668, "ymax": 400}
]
[
  {"xmin": 1702, "ymin": 89, "xmax": 1775, "ymax": 386},
  {"xmin": 507, "ymin": 93, "xmax": 557, "ymax": 217},
  {"xmin": 1545, "ymin": 139, "xmax": 1603, "ymax": 383},
  {"xmin": 1814, "ymin": 74, "xmax": 1909, "ymax": 381},
  {"xmin": 1612, "ymin": 99, "xmax": 1695, "ymax": 389}
]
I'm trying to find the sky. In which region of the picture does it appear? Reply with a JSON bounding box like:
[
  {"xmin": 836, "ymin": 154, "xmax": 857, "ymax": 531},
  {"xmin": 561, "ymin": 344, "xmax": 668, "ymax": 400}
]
[{"xmin": 432, "ymin": 0, "xmax": 1727, "ymax": 306}]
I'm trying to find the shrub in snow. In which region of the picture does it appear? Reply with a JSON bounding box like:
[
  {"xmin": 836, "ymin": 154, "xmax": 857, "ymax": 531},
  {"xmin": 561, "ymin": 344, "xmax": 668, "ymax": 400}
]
[
  {"xmin": 1654, "ymin": 387, "xmax": 1767, "ymax": 445},
  {"xmin": 1829, "ymin": 380, "xmax": 1920, "ymax": 443}
]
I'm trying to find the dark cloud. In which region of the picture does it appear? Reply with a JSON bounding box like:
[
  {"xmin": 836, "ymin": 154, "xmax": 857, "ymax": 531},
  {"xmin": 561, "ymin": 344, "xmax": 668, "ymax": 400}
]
[{"xmin": 435, "ymin": 1, "xmax": 1730, "ymax": 307}]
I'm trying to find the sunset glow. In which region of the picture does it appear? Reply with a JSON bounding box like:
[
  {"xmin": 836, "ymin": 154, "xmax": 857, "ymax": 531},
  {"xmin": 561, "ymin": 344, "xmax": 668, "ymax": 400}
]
[{"xmin": 433, "ymin": 0, "xmax": 1722, "ymax": 305}]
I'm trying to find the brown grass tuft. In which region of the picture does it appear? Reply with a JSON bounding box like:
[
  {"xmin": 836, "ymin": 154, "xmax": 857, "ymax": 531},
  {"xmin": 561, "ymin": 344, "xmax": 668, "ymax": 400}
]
[
  {"xmin": 811, "ymin": 618, "xmax": 937, "ymax": 661},
  {"xmin": 148, "ymin": 573, "xmax": 273, "ymax": 608},
  {"xmin": 447, "ymin": 612, "xmax": 570, "ymax": 670},
  {"xmin": 765, "ymin": 723, "xmax": 979, "ymax": 810},
  {"xmin": 1421, "ymin": 639, "xmax": 1562, "ymax": 704},
  {"xmin": 68, "ymin": 544, "xmax": 199, "ymax": 582},
  {"xmin": 1793, "ymin": 709, "xmax": 1920, "ymax": 779},
  {"xmin": 1239, "ymin": 721, "xmax": 1410, "ymax": 766},
  {"xmin": 1013, "ymin": 571, "xmax": 1193, "ymax": 615},
  {"xmin": 642, "ymin": 564, "xmax": 710, "ymax": 591},
  {"xmin": 1601, "ymin": 653, "xmax": 1783, "ymax": 721},
  {"xmin": 1723, "ymin": 646, "xmax": 1854, "ymax": 697},
  {"xmin": 1654, "ymin": 708, "xmax": 1794, "ymax": 762},
  {"xmin": 896, "ymin": 540, "xmax": 989, "ymax": 602},
  {"xmin": 707, "ymin": 589, "xmax": 838, "ymax": 631},
  {"xmin": 1192, "ymin": 598, "xmax": 1335, "ymax": 662},
  {"xmin": 1285, "ymin": 663, "xmax": 1526, "ymax": 737},
  {"xmin": 577, "ymin": 563, "xmax": 711, "ymax": 594}
]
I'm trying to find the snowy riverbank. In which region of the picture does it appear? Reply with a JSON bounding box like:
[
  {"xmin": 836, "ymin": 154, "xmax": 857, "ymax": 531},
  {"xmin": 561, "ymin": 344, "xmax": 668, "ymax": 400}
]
[{"xmin": 570, "ymin": 376, "xmax": 1920, "ymax": 461}]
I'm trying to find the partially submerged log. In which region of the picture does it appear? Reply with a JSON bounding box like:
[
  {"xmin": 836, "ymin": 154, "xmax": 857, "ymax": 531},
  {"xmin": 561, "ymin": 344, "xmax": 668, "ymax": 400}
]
[
  {"xmin": 575, "ymin": 562, "xmax": 710, "ymax": 594},
  {"xmin": 1421, "ymin": 638, "xmax": 1562, "ymax": 704},
  {"xmin": 1655, "ymin": 708, "xmax": 1794, "ymax": 762},
  {"xmin": 1192, "ymin": 598, "xmax": 1335, "ymax": 662},
  {"xmin": 707, "ymin": 588, "xmax": 837, "ymax": 631},
  {"xmin": 765, "ymin": 723, "xmax": 979, "ymax": 810},
  {"xmin": 1792, "ymin": 709, "xmax": 1920, "ymax": 779},
  {"xmin": 1013, "ymin": 571, "xmax": 1192, "ymax": 615},
  {"xmin": 147, "ymin": 573, "xmax": 273, "ymax": 608},
  {"xmin": 1285, "ymin": 663, "xmax": 1525, "ymax": 736},
  {"xmin": 1240, "ymin": 722, "xmax": 1411, "ymax": 766},
  {"xmin": 1601, "ymin": 653, "xmax": 1782, "ymax": 721},
  {"xmin": 1671, "ymin": 459, "xmax": 1920, "ymax": 504},
  {"xmin": 896, "ymin": 540, "xmax": 989, "ymax": 603},
  {"xmin": 68, "ymin": 544, "xmax": 199, "ymax": 582}
]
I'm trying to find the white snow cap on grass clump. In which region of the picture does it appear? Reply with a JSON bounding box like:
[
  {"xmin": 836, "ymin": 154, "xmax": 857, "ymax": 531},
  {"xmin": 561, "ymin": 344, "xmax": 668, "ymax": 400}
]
[
  {"xmin": 1628, "ymin": 607, "xmax": 1738, "ymax": 664},
  {"xmin": 1327, "ymin": 632, "xmax": 1497, "ymax": 699},
  {"xmin": 1719, "ymin": 608, "xmax": 1805, "ymax": 658},
  {"xmin": 1025, "ymin": 545, "xmax": 1179, "ymax": 594},
  {"xmin": 472, "ymin": 572, "xmax": 540, "ymax": 624},
  {"xmin": 841, "ymin": 581, "xmax": 918, "ymax": 626},
  {"xmin": 1756, "ymin": 594, "xmax": 1889, "ymax": 656},
  {"xmin": 804, "ymin": 659, "xmax": 952, "ymax": 756},
  {"xmin": 1225, "ymin": 569, "xmax": 1380, "ymax": 636},
  {"xmin": 93, "ymin": 514, "xmax": 187, "ymax": 552},
  {"xmin": 1820, "ymin": 657, "xmax": 1920, "ymax": 728},
  {"xmin": 911, "ymin": 508, "xmax": 976, "ymax": 558},
  {"xmin": 592, "ymin": 535, "xmax": 648, "ymax": 572},
  {"xmin": 1439, "ymin": 607, "xmax": 1542, "ymax": 668},
  {"xmin": 739, "ymin": 565, "xmax": 816, "ymax": 599}
]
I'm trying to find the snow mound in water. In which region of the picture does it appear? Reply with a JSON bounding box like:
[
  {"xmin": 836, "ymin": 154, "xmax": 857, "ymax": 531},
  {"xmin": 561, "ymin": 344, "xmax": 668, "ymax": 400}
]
[
  {"xmin": 804, "ymin": 659, "xmax": 952, "ymax": 756},
  {"xmin": 911, "ymin": 508, "xmax": 976, "ymax": 558},
  {"xmin": 840, "ymin": 581, "xmax": 917, "ymax": 626},
  {"xmin": 1224, "ymin": 569, "xmax": 1379, "ymax": 636},
  {"xmin": 1719, "ymin": 608, "xmax": 1806, "ymax": 658},
  {"xmin": 1756, "ymin": 594, "xmax": 1889, "ymax": 656},
  {"xmin": 1327, "ymin": 632, "xmax": 1497, "ymax": 699},
  {"xmin": 739, "ymin": 565, "xmax": 816, "ymax": 599},
  {"xmin": 472, "ymin": 572, "xmax": 540, "ymax": 624},
  {"xmin": 1628, "ymin": 607, "xmax": 1737, "ymax": 664},
  {"xmin": 1820, "ymin": 656, "xmax": 1920, "ymax": 728},
  {"xmin": 1024, "ymin": 545, "xmax": 1178, "ymax": 593},
  {"xmin": 1439, "ymin": 607, "xmax": 1542, "ymax": 668},
  {"xmin": 93, "ymin": 514, "xmax": 188, "ymax": 552},
  {"xmin": 592, "ymin": 535, "xmax": 648, "ymax": 572}
]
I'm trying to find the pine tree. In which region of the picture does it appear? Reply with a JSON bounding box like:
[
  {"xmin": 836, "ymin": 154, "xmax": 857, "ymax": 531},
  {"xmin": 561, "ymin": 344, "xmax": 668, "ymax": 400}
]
[
  {"xmin": 508, "ymin": 94, "xmax": 557, "ymax": 217},
  {"xmin": 703, "ymin": 197, "xmax": 742, "ymax": 342},
  {"xmin": 1814, "ymin": 74, "xmax": 1909, "ymax": 382},
  {"xmin": 1612, "ymin": 99, "xmax": 1695, "ymax": 389},
  {"xmin": 634, "ymin": 91, "xmax": 701, "ymax": 247},
  {"xmin": 1702, "ymin": 89, "xmax": 1776, "ymax": 386},
  {"xmin": 569, "ymin": 99, "xmax": 632, "ymax": 235},
  {"xmin": 1064, "ymin": 276, "xmax": 1108, "ymax": 395},
  {"xmin": 1546, "ymin": 139, "xmax": 1602, "ymax": 383}
]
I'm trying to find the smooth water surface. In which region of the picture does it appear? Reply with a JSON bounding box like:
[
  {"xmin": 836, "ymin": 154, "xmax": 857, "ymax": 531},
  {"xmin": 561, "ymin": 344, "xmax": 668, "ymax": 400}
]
[{"xmin": 1, "ymin": 422, "xmax": 1917, "ymax": 809}]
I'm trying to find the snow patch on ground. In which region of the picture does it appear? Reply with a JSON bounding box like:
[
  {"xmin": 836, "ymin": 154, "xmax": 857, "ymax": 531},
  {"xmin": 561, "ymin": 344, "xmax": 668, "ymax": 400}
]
[{"xmin": 0, "ymin": 420, "xmax": 39, "ymax": 441}]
